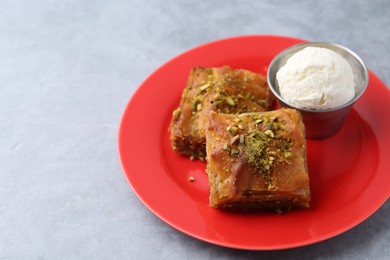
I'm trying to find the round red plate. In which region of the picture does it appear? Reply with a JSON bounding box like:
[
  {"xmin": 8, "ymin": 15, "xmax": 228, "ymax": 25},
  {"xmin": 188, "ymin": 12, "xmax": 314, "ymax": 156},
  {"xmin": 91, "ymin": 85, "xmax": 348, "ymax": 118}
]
[{"xmin": 118, "ymin": 35, "xmax": 390, "ymax": 250}]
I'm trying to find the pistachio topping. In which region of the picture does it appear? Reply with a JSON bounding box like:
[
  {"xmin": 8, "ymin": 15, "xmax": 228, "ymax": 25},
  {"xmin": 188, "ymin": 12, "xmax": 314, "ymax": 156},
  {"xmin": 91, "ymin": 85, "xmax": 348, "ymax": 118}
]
[
  {"xmin": 239, "ymin": 134, "xmax": 245, "ymax": 145},
  {"xmin": 269, "ymin": 116, "xmax": 277, "ymax": 123},
  {"xmin": 225, "ymin": 96, "xmax": 236, "ymax": 106},
  {"xmin": 172, "ymin": 108, "xmax": 181, "ymax": 119},
  {"xmin": 230, "ymin": 148, "xmax": 239, "ymax": 156},
  {"xmin": 264, "ymin": 129, "xmax": 275, "ymax": 138},
  {"xmin": 227, "ymin": 125, "xmax": 238, "ymax": 135},
  {"xmin": 284, "ymin": 151, "xmax": 292, "ymax": 159},
  {"xmin": 199, "ymin": 83, "xmax": 210, "ymax": 91},
  {"xmin": 223, "ymin": 142, "xmax": 229, "ymax": 151},
  {"xmin": 222, "ymin": 113, "xmax": 295, "ymax": 188}
]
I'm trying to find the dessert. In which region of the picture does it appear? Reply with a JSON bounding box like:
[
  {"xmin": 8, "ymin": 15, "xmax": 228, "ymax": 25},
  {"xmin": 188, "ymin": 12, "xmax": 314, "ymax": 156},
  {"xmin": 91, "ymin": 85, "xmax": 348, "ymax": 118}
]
[
  {"xmin": 276, "ymin": 46, "xmax": 355, "ymax": 110},
  {"xmin": 169, "ymin": 66, "xmax": 274, "ymax": 160},
  {"xmin": 206, "ymin": 109, "xmax": 310, "ymax": 211}
]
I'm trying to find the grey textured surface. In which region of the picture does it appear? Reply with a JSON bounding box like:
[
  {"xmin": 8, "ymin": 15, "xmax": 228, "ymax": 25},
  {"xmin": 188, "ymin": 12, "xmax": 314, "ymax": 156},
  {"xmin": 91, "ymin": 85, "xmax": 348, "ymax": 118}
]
[{"xmin": 0, "ymin": 0, "xmax": 389, "ymax": 259}]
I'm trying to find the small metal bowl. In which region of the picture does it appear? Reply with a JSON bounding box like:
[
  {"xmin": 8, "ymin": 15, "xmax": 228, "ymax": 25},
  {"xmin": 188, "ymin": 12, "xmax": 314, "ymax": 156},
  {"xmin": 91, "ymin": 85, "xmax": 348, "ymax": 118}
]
[{"xmin": 267, "ymin": 42, "xmax": 369, "ymax": 139}]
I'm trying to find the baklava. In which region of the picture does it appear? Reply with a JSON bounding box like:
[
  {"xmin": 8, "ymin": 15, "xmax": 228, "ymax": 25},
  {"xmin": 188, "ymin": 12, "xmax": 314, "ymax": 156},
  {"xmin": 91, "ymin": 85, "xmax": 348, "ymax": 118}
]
[
  {"xmin": 169, "ymin": 66, "xmax": 274, "ymax": 160},
  {"xmin": 206, "ymin": 109, "xmax": 310, "ymax": 212}
]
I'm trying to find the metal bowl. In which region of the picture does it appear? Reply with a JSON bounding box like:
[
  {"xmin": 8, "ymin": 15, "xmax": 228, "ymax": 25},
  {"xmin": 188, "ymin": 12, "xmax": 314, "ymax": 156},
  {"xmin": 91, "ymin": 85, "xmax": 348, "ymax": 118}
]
[{"xmin": 267, "ymin": 42, "xmax": 369, "ymax": 139}]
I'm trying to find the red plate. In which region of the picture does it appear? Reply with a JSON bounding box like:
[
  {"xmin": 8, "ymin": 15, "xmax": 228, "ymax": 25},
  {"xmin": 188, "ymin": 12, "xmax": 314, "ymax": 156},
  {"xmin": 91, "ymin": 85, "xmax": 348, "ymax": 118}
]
[{"xmin": 118, "ymin": 35, "xmax": 390, "ymax": 250}]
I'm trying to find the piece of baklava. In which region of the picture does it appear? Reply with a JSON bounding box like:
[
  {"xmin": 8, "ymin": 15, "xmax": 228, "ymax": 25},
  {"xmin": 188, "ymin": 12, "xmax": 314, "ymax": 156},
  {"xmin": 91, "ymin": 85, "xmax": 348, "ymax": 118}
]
[
  {"xmin": 206, "ymin": 109, "xmax": 310, "ymax": 212},
  {"xmin": 169, "ymin": 66, "xmax": 274, "ymax": 160}
]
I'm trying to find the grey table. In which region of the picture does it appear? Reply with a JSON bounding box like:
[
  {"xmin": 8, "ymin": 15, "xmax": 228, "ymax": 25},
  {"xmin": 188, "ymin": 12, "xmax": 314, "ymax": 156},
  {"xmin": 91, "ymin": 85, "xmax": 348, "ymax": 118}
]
[{"xmin": 1, "ymin": 0, "xmax": 389, "ymax": 259}]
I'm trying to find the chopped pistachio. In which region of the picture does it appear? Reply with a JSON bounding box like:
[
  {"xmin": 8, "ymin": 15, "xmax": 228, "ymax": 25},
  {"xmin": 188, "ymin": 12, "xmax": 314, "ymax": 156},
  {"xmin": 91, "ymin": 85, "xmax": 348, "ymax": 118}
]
[
  {"xmin": 213, "ymin": 100, "xmax": 223, "ymax": 107},
  {"xmin": 199, "ymin": 83, "xmax": 210, "ymax": 91},
  {"xmin": 239, "ymin": 135, "xmax": 245, "ymax": 144},
  {"xmin": 225, "ymin": 96, "xmax": 235, "ymax": 106},
  {"xmin": 284, "ymin": 151, "xmax": 292, "ymax": 159},
  {"xmin": 227, "ymin": 125, "xmax": 238, "ymax": 135},
  {"xmin": 248, "ymin": 130, "xmax": 258, "ymax": 138},
  {"xmin": 230, "ymin": 148, "xmax": 239, "ymax": 156},
  {"xmin": 172, "ymin": 108, "xmax": 181, "ymax": 119},
  {"xmin": 223, "ymin": 143, "xmax": 229, "ymax": 151},
  {"xmin": 192, "ymin": 101, "xmax": 198, "ymax": 111},
  {"xmin": 264, "ymin": 129, "xmax": 275, "ymax": 138},
  {"xmin": 269, "ymin": 116, "xmax": 277, "ymax": 123}
]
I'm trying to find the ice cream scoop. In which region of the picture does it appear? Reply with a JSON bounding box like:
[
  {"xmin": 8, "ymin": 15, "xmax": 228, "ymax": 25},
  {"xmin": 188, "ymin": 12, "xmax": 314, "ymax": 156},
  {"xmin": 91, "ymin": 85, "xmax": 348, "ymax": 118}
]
[
  {"xmin": 276, "ymin": 46, "xmax": 355, "ymax": 110},
  {"xmin": 267, "ymin": 42, "xmax": 368, "ymax": 139}
]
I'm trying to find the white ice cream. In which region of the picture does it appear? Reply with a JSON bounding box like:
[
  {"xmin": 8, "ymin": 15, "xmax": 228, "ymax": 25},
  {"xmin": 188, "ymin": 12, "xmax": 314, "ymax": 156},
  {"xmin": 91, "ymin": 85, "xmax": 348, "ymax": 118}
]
[{"xmin": 276, "ymin": 46, "xmax": 355, "ymax": 110}]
